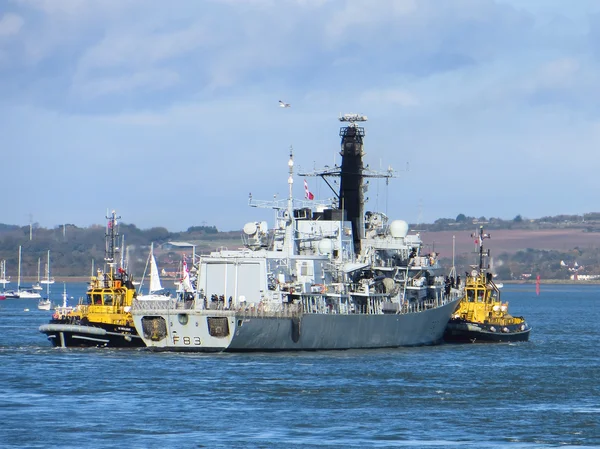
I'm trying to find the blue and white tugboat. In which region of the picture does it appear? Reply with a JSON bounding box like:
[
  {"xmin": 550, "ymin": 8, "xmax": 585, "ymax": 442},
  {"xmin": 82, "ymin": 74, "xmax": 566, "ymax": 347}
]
[{"xmin": 131, "ymin": 114, "xmax": 463, "ymax": 351}]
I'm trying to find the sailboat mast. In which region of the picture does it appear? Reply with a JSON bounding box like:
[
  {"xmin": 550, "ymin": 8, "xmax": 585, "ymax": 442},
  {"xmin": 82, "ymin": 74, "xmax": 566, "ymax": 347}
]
[
  {"xmin": 17, "ymin": 245, "xmax": 21, "ymax": 291},
  {"xmin": 120, "ymin": 234, "xmax": 126, "ymax": 270},
  {"xmin": 46, "ymin": 250, "xmax": 50, "ymax": 298},
  {"xmin": 149, "ymin": 242, "xmax": 154, "ymax": 294}
]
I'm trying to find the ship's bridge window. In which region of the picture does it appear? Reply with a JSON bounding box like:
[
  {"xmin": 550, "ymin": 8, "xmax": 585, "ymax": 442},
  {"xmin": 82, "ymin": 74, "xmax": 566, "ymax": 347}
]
[
  {"xmin": 467, "ymin": 290, "xmax": 475, "ymax": 302},
  {"xmin": 103, "ymin": 292, "xmax": 114, "ymax": 306},
  {"xmin": 93, "ymin": 293, "xmax": 102, "ymax": 305},
  {"xmin": 113, "ymin": 293, "xmax": 123, "ymax": 307},
  {"xmin": 85, "ymin": 293, "xmax": 92, "ymax": 305},
  {"xmin": 477, "ymin": 290, "xmax": 484, "ymax": 302}
]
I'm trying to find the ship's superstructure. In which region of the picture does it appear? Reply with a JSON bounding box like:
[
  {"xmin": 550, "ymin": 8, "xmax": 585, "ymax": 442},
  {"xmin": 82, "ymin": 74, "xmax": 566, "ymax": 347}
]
[{"xmin": 131, "ymin": 115, "xmax": 462, "ymax": 351}]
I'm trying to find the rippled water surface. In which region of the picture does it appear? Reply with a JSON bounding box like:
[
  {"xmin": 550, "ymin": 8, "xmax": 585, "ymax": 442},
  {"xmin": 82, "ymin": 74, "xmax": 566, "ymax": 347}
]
[{"xmin": 0, "ymin": 283, "xmax": 598, "ymax": 448}]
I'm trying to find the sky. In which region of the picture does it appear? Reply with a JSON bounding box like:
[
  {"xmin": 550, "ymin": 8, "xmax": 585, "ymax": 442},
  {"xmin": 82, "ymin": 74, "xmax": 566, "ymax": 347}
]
[{"xmin": 2, "ymin": 0, "xmax": 600, "ymax": 232}]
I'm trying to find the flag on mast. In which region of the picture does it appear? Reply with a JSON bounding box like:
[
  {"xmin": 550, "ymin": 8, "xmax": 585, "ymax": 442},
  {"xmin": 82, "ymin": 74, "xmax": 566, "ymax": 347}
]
[
  {"xmin": 304, "ymin": 179, "xmax": 314, "ymax": 200},
  {"xmin": 180, "ymin": 258, "xmax": 194, "ymax": 292}
]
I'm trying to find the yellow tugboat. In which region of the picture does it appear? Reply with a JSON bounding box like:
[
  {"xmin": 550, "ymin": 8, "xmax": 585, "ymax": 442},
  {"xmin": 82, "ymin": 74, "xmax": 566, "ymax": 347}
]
[
  {"xmin": 39, "ymin": 211, "xmax": 145, "ymax": 348},
  {"xmin": 444, "ymin": 226, "xmax": 531, "ymax": 343}
]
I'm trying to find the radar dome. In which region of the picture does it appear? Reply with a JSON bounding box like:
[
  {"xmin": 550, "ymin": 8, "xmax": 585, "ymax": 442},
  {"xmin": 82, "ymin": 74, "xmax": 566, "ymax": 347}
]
[
  {"xmin": 318, "ymin": 239, "xmax": 333, "ymax": 255},
  {"xmin": 389, "ymin": 220, "xmax": 409, "ymax": 238},
  {"xmin": 243, "ymin": 222, "xmax": 258, "ymax": 235}
]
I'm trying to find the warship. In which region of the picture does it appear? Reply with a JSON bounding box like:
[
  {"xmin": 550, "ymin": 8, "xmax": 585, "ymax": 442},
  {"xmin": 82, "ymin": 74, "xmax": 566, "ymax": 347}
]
[
  {"xmin": 39, "ymin": 211, "xmax": 145, "ymax": 348},
  {"xmin": 131, "ymin": 114, "xmax": 462, "ymax": 351},
  {"xmin": 443, "ymin": 226, "xmax": 531, "ymax": 343}
]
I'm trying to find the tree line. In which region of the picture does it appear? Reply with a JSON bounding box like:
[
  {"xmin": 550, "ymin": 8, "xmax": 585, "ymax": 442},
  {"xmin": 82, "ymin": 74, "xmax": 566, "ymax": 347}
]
[
  {"xmin": 0, "ymin": 223, "xmax": 238, "ymax": 278},
  {"xmin": 1, "ymin": 212, "xmax": 599, "ymax": 281}
]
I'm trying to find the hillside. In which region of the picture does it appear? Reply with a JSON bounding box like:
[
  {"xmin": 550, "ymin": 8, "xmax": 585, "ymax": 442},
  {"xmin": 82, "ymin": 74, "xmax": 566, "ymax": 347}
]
[
  {"xmin": 418, "ymin": 228, "xmax": 598, "ymax": 259},
  {"xmin": 0, "ymin": 214, "xmax": 599, "ymax": 282}
]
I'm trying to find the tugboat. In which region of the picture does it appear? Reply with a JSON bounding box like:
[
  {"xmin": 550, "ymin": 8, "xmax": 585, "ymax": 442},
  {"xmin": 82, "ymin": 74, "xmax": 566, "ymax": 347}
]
[
  {"xmin": 443, "ymin": 226, "xmax": 531, "ymax": 343},
  {"xmin": 39, "ymin": 211, "xmax": 144, "ymax": 348}
]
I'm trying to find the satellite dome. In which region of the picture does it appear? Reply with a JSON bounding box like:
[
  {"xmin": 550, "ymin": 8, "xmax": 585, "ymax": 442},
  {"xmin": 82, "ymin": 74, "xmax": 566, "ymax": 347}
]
[
  {"xmin": 318, "ymin": 239, "xmax": 333, "ymax": 255},
  {"xmin": 243, "ymin": 222, "xmax": 257, "ymax": 235},
  {"xmin": 389, "ymin": 220, "xmax": 409, "ymax": 238}
]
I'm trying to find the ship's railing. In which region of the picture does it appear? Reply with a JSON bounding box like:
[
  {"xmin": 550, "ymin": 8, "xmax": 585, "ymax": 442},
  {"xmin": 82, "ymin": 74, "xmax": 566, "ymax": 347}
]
[
  {"xmin": 132, "ymin": 298, "xmax": 179, "ymax": 311},
  {"xmin": 132, "ymin": 298, "xmax": 304, "ymax": 318},
  {"xmin": 132, "ymin": 288, "xmax": 459, "ymax": 318}
]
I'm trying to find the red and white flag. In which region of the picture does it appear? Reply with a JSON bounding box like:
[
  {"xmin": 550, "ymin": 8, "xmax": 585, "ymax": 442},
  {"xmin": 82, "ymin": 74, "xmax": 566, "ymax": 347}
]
[
  {"xmin": 304, "ymin": 179, "xmax": 314, "ymax": 200},
  {"xmin": 180, "ymin": 259, "xmax": 194, "ymax": 292}
]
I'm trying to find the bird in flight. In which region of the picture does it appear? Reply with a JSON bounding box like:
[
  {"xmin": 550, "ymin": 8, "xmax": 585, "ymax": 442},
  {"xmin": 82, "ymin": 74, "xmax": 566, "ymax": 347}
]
[{"xmin": 279, "ymin": 100, "xmax": 291, "ymax": 108}]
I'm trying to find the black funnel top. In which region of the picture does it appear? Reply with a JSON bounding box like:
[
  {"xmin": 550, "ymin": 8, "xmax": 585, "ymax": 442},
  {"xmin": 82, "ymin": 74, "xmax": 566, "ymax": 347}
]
[{"xmin": 339, "ymin": 124, "xmax": 365, "ymax": 255}]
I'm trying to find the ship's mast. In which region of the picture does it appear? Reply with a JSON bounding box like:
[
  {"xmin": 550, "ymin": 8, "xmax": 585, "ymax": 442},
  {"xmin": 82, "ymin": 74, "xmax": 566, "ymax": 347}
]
[
  {"xmin": 474, "ymin": 226, "xmax": 491, "ymax": 274},
  {"xmin": 105, "ymin": 210, "xmax": 121, "ymax": 280},
  {"xmin": 285, "ymin": 147, "xmax": 295, "ymax": 256},
  {"xmin": 299, "ymin": 114, "xmax": 396, "ymax": 255}
]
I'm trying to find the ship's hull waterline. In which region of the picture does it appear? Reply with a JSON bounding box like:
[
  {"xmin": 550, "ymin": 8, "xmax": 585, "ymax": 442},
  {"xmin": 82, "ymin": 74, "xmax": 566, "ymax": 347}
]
[
  {"xmin": 39, "ymin": 322, "xmax": 145, "ymax": 348},
  {"xmin": 134, "ymin": 297, "xmax": 461, "ymax": 352},
  {"xmin": 443, "ymin": 320, "xmax": 531, "ymax": 344}
]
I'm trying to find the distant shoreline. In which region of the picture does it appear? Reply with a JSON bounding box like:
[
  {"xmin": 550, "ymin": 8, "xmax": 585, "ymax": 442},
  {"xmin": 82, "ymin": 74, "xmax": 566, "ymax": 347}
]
[
  {"xmin": 13, "ymin": 276, "xmax": 600, "ymax": 285},
  {"xmin": 16, "ymin": 276, "xmax": 182, "ymax": 284},
  {"xmin": 502, "ymin": 279, "xmax": 600, "ymax": 285}
]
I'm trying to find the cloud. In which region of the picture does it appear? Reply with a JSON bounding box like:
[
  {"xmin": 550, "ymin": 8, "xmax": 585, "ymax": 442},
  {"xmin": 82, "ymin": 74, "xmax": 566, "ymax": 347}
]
[
  {"xmin": 360, "ymin": 88, "xmax": 420, "ymax": 107},
  {"xmin": 536, "ymin": 58, "xmax": 580, "ymax": 89},
  {"xmin": 3, "ymin": 0, "xmax": 600, "ymax": 231},
  {"xmin": 74, "ymin": 69, "xmax": 180, "ymax": 99},
  {"xmin": 76, "ymin": 24, "xmax": 209, "ymax": 74},
  {"xmin": 0, "ymin": 13, "xmax": 24, "ymax": 37},
  {"xmin": 4, "ymin": 0, "xmax": 535, "ymax": 111}
]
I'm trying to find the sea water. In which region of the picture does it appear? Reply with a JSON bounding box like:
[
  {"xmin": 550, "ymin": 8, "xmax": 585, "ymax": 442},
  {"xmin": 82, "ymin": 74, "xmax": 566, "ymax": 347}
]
[{"xmin": 0, "ymin": 284, "xmax": 598, "ymax": 448}]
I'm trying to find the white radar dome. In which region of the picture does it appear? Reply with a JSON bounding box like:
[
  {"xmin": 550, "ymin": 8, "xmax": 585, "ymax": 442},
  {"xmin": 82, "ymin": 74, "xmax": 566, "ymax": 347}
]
[
  {"xmin": 243, "ymin": 222, "xmax": 258, "ymax": 235},
  {"xmin": 318, "ymin": 239, "xmax": 334, "ymax": 255},
  {"xmin": 389, "ymin": 220, "xmax": 409, "ymax": 238}
]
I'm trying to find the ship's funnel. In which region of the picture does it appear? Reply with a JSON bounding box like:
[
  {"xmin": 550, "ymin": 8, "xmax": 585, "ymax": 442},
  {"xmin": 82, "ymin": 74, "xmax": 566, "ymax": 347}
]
[{"xmin": 339, "ymin": 121, "xmax": 366, "ymax": 254}]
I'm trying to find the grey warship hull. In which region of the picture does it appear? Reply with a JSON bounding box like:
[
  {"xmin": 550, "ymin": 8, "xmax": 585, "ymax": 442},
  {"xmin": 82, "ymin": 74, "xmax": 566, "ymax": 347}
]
[
  {"xmin": 134, "ymin": 297, "xmax": 461, "ymax": 352},
  {"xmin": 132, "ymin": 114, "xmax": 464, "ymax": 352}
]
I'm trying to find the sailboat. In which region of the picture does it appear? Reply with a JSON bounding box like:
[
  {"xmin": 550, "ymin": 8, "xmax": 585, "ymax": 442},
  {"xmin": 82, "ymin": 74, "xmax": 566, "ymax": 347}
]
[
  {"xmin": 121, "ymin": 236, "xmax": 139, "ymax": 286},
  {"xmin": 0, "ymin": 260, "xmax": 10, "ymax": 299},
  {"xmin": 32, "ymin": 258, "xmax": 43, "ymax": 291},
  {"xmin": 5, "ymin": 246, "xmax": 41, "ymax": 299},
  {"xmin": 38, "ymin": 296, "xmax": 51, "ymax": 310},
  {"xmin": 172, "ymin": 259, "xmax": 183, "ymax": 288},
  {"xmin": 137, "ymin": 243, "xmax": 169, "ymax": 300},
  {"xmin": 52, "ymin": 283, "xmax": 74, "ymax": 318},
  {"xmin": 38, "ymin": 250, "xmax": 52, "ymax": 310},
  {"xmin": 40, "ymin": 251, "xmax": 55, "ymax": 285}
]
